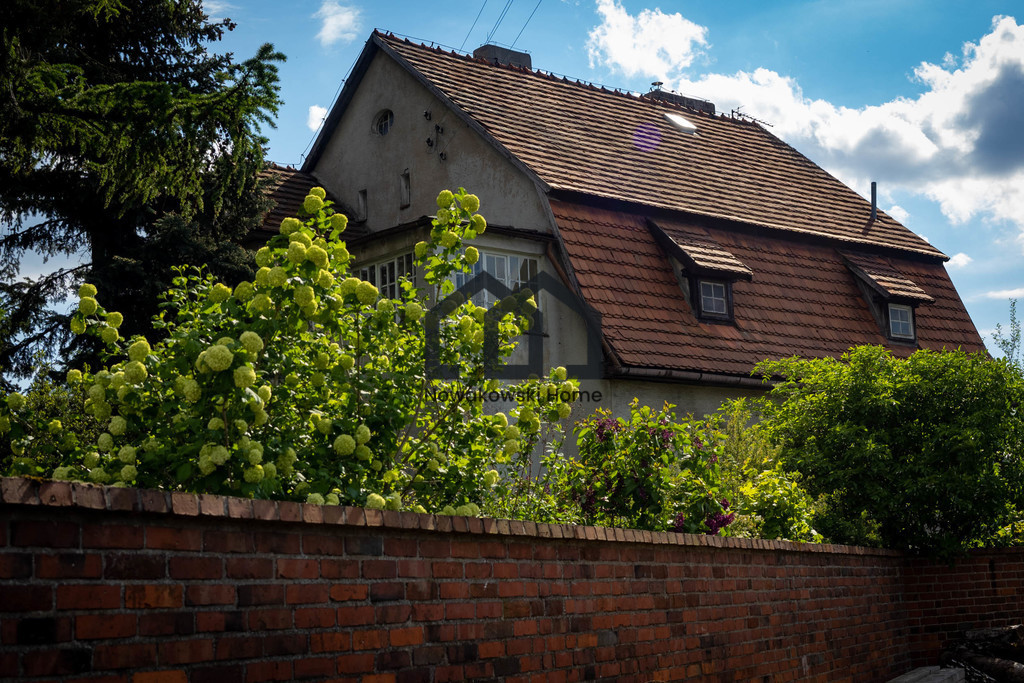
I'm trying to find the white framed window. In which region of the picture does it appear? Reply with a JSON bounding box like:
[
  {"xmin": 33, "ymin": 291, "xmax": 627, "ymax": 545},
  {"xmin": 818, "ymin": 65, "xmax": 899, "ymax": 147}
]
[
  {"xmin": 699, "ymin": 280, "xmax": 728, "ymax": 317},
  {"xmin": 358, "ymin": 252, "xmax": 415, "ymax": 299},
  {"xmin": 453, "ymin": 250, "xmax": 539, "ymax": 307},
  {"xmin": 888, "ymin": 303, "xmax": 914, "ymax": 339}
]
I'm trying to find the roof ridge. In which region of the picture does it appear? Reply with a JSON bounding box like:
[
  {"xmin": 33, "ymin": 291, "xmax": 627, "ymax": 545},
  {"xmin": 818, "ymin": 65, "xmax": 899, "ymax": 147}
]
[{"xmin": 375, "ymin": 30, "xmax": 729, "ymax": 122}]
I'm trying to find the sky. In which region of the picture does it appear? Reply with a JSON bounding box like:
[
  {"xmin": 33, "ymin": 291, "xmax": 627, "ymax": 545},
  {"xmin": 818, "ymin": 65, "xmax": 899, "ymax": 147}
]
[{"xmin": 203, "ymin": 0, "xmax": 1023, "ymax": 351}]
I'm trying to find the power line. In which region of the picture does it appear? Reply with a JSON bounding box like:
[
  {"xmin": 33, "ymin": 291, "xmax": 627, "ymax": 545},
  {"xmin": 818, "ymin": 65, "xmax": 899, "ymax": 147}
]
[
  {"xmin": 485, "ymin": 0, "xmax": 514, "ymax": 44},
  {"xmin": 511, "ymin": 0, "xmax": 542, "ymax": 48},
  {"xmin": 459, "ymin": 0, "xmax": 488, "ymax": 52}
]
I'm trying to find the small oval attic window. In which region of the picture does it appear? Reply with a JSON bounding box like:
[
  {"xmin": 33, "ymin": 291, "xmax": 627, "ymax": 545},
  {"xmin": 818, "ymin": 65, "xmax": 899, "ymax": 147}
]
[
  {"xmin": 373, "ymin": 109, "xmax": 394, "ymax": 136},
  {"xmin": 664, "ymin": 112, "xmax": 697, "ymax": 134}
]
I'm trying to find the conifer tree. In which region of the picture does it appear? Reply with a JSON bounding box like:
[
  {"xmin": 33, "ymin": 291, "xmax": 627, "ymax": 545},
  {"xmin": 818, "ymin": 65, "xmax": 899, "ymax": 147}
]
[{"xmin": 0, "ymin": 0, "xmax": 284, "ymax": 384}]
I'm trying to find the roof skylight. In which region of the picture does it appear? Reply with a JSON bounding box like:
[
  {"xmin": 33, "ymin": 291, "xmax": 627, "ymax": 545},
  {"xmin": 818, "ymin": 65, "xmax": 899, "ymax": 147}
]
[{"xmin": 663, "ymin": 112, "xmax": 697, "ymax": 134}]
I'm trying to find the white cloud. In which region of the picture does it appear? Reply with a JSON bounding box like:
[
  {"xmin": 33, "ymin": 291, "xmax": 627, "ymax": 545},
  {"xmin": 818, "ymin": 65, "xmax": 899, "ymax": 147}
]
[
  {"xmin": 983, "ymin": 287, "xmax": 1024, "ymax": 299},
  {"xmin": 313, "ymin": 1, "xmax": 361, "ymax": 48},
  {"xmin": 947, "ymin": 252, "xmax": 973, "ymax": 268},
  {"xmin": 588, "ymin": 9, "xmax": 1024, "ymax": 247},
  {"xmin": 307, "ymin": 105, "xmax": 327, "ymax": 132},
  {"xmin": 203, "ymin": 0, "xmax": 236, "ymax": 21},
  {"xmin": 887, "ymin": 205, "xmax": 910, "ymax": 224},
  {"xmin": 586, "ymin": 0, "xmax": 707, "ymax": 80}
]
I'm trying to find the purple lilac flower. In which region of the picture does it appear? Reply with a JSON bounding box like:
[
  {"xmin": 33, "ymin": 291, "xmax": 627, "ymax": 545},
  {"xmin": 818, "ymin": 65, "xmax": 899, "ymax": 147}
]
[
  {"xmin": 671, "ymin": 512, "xmax": 687, "ymax": 532},
  {"xmin": 704, "ymin": 511, "xmax": 735, "ymax": 536},
  {"xmin": 594, "ymin": 418, "xmax": 620, "ymax": 443}
]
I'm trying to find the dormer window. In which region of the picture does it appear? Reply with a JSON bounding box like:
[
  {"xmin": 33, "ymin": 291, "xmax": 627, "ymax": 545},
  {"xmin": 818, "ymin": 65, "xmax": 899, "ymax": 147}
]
[
  {"xmin": 841, "ymin": 251, "xmax": 932, "ymax": 344},
  {"xmin": 647, "ymin": 219, "xmax": 752, "ymax": 324},
  {"xmin": 888, "ymin": 303, "xmax": 914, "ymax": 340},
  {"xmin": 699, "ymin": 280, "xmax": 729, "ymax": 318}
]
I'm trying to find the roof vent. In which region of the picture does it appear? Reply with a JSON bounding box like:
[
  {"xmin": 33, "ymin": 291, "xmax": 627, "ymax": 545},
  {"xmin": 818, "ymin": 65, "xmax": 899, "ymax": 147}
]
[
  {"xmin": 648, "ymin": 88, "xmax": 715, "ymax": 115},
  {"xmin": 472, "ymin": 44, "xmax": 532, "ymax": 69}
]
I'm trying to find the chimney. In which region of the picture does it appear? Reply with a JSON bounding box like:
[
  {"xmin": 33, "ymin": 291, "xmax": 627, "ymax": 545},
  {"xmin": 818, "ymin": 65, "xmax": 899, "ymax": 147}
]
[
  {"xmin": 472, "ymin": 44, "xmax": 532, "ymax": 69},
  {"xmin": 870, "ymin": 181, "xmax": 877, "ymax": 223}
]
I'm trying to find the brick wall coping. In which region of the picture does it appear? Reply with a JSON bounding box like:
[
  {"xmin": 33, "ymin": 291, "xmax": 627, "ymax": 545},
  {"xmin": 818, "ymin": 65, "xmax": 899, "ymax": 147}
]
[{"xmin": 1, "ymin": 475, "xmax": 901, "ymax": 557}]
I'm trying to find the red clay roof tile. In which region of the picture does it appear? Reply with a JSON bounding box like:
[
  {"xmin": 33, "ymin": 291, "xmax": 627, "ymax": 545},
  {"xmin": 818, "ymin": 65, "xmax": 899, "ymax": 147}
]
[{"xmin": 551, "ymin": 200, "xmax": 985, "ymax": 377}]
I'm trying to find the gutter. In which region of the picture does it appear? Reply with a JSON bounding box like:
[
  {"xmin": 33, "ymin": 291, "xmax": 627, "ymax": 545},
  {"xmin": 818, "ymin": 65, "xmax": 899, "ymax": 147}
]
[{"xmin": 610, "ymin": 365, "xmax": 771, "ymax": 390}]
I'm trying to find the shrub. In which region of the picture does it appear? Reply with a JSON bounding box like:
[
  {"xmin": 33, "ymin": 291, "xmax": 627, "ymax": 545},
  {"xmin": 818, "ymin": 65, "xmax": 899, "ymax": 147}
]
[
  {"xmin": 548, "ymin": 400, "xmax": 731, "ymax": 533},
  {"xmin": 0, "ymin": 188, "xmax": 576, "ymax": 514},
  {"xmin": 756, "ymin": 346, "xmax": 1024, "ymax": 554},
  {"xmin": 717, "ymin": 399, "xmax": 822, "ymax": 542}
]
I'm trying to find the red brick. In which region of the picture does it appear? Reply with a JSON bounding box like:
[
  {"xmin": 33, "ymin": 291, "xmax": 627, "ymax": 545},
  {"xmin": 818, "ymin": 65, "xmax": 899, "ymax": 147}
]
[
  {"xmin": 133, "ymin": 671, "xmax": 188, "ymax": 683},
  {"xmin": 330, "ymin": 584, "xmax": 368, "ymax": 602},
  {"xmin": 198, "ymin": 494, "xmax": 225, "ymax": 517},
  {"xmin": 247, "ymin": 608, "xmax": 292, "ymax": 630},
  {"xmin": 363, "ymin": 559, "xmax": 398, "ymax": 579},
  {"xmin": 93, "ymin": 643, "xmax": 157, "ymax": 669},
  {"xmin": 215, "ymin": 635, "xmax": 262, "ymax": 660},
  {"xmin": 76, "ymin": 613, "xmax": 136, "ymax": 640},
  {"xmin": 226, "ymin": 557, "xmax": 273, "ymax": 579},
  {"xmin": 11, "ymin": 520, "xmax": 78, "ymax": 547},
  {"xmin": 204, "ymin": 531, "xmax": 252, "ymax": 553},
  {"xmin": 36, "ymin": 552, "xmax": 102, "ymax": 578},
  {"xmin": 287, "ymin": 583, "xmax": 329, "ymax": 604},
  {"xmin": 321, "ymin": 558, "xmax": 360, "ymax": 579},
  {"xmin": 147, "ymin": 526, "xmax": 202, "ymax": 551},
  {"xmin": 57, "ymin": 584, "xmax": 120, "ymax": 610},
  {"xmin": 278, "ymin": 501, "xmax": 302, "ymax": 522},
  {"xmin": 83, "ymin": 524, "xmax": 144, "ymax": 549},
  {"xmin": 251, "ymin": 499, "xmax": 278, "ymax": 521},
  {"xmin": 337, "ymin": 605, "xmax": 375, "ymax": 626},
  {"xmin": 125, "ymin": 585, "xmax": 182, "ymax": 609},
  {"xmin": 38, "ymin": 480, "xmax": 73, "ymax": 506},
  {"xmin": 105, "ymin": 552, "xmax": 166, "ymax": 579},
  {"xmin": 303, "ymin": 533, "xmax": 345, "ymax": 555},
  {"xmin": 186, "ymin": 584, "xmax": 235, "ymax": 606},
  {"xmin": 170, "ymin": 556, "xmax": 223, "ymax": 579},
  {"xmin": 277, "ymin": 558, "xmax": 319, "ymax": 579},
  {"xmin": 311, "ymin": 631, "xmax": 351, "ymax": 653},
  {"xmin": 295, "ymin": 607, "xmax": 336, "ymax": 629},
  {"xmin": 446, "ymin": 602, "xmax": 475, "ymax": 620},
  {"xmin": 21, "ymin": 647, "xmax": 92, "ymax": 677},
  {"xmin": 237, "ymin": 584, "xmax": 284, "ymax": 606},
  {"xmin": 376, "ymin": 604, "xmax": 412, "ymax": 624},
  {"xmin": 170, "ymin": 492, "xmax": 199, "ymax": 516},
  {"xmin": 138, "ymin": 489, "xmax": 170, "ymax": 513},
  {"xmin": 390, "ymin": 626, "xmax": 424, "ymax": 647},
  {"xmin": 336, "ymin": 653, "xmax": 375, "ymax": 674},
  {"xmin": 159, "ymin": 638, "xmax": 215, "ymax": 665},
  {"xmin": 2, "ymin": 477, "xmax": 40, "ymax": 505},
  {"xmin": 0, "ymin": 584, "xmax": 52, "ymax": 612},
  {"xmin": 139, "ymin": 612, "xmax": 195, "ymax": 637},
  {"xmin": 294, "ymin": 656, "xmax": 336, "ymax": 678},
  {"xmin": 351, "ymin": 629, "xmax": 387, "ymax": 650},
  {"xmin": 245, "ymin": 660, "xmax": 292, "ymax": 682},
  {"xmin": 106, "ymin": 486, "xmax": 139, "ymax": 511},
  {"xmin": 253, "ymin": 532, "xmax": 299, "ymax": 554},
  {"xmin": 0, "ymin": 552, "xmax": 32, "ymax": 579}
]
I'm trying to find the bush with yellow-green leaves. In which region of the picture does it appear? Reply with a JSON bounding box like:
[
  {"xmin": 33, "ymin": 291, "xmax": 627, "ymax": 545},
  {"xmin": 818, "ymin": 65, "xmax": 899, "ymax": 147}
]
[{"xmin": 1, "ymin": 188, "xmax": 577, "ymax": 515}]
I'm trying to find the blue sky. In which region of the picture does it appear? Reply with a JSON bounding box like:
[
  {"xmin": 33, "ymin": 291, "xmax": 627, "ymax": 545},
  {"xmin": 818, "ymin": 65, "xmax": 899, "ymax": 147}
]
[{"xmin": 206, "ymin": 0, "xmax": 1024, "ymax": 350}]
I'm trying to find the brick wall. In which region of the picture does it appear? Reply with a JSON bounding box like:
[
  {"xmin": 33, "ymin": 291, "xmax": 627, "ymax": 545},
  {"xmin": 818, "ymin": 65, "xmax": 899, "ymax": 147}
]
[{"xmin": 0, "ymin": 476, "xmax": 1020, "ymax": 683}]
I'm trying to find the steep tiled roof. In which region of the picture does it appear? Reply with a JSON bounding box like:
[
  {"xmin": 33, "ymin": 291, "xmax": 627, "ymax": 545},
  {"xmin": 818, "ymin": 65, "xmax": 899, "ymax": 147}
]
[
  {"xmin": 552, "ymin": 201, "xmax": 984, "ymax": 377},
  {"xmin": 376, "ymin": 33, "xmax": 944, "ymax": 259},
  {"xmin": 254, "ymin": 164, "xmax": 365, "ymax": 247}
]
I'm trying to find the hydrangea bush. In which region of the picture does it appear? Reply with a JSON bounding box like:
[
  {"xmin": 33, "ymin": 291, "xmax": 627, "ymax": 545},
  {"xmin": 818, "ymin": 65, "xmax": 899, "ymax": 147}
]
[{"xmin": 1, "ymin": 188, "xmax": 577, "ymax": 514}]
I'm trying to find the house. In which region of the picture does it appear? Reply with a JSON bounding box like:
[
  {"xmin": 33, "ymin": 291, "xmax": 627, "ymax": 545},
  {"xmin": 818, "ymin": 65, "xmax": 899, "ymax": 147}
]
[{"xmin": 267, "ymin": 31, "xmax": 984, "ymax": 418}]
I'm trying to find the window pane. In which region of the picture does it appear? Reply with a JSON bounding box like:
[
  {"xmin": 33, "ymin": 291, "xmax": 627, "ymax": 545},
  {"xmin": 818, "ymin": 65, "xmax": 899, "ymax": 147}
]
[
  {"xmin": 700, "ymin": 281, "xmax": 727, "ymax": 315},
  {"xmin": 889, "ymin": 305, "xmax": 913, "ymax": 338}
]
